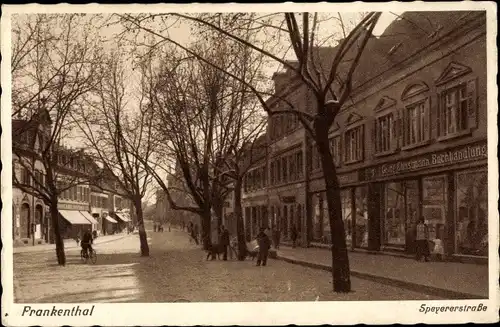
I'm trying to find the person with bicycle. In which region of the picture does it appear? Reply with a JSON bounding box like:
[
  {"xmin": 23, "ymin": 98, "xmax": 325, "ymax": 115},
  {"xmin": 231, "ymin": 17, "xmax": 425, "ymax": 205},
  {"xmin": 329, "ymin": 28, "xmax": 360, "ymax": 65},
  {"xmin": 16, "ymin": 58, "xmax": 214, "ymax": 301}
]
[{"xmin": 81, "ymin": 228, "xmax": 94, "ymax": 258}]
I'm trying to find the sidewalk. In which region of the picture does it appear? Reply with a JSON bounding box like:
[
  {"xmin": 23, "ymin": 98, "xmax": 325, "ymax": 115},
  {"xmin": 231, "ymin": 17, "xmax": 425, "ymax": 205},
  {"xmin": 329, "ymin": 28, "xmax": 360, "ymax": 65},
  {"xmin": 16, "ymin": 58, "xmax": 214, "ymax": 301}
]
[
  {"xmin": 276, "ymin": 246, "xmax": 488, "ymax": 299},
  {"xmin": 13, "ymin": 233, "xmax": 132, "ymax": 254}
]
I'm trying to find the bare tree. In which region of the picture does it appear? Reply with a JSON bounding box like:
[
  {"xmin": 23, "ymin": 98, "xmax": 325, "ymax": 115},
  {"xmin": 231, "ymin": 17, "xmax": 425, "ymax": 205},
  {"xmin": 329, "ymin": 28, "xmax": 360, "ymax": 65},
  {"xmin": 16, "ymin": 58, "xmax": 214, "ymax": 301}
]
[
  {"xmin": 119, "ymin": 12, "xmax": 381, "ymax": 292},
  {"xmin": 12, "ymin": 14, "xmax": 103, "ymax": 265},
  {"xmin": 72, "ymin": 51, "xmax": 155, "ymax": 256}
]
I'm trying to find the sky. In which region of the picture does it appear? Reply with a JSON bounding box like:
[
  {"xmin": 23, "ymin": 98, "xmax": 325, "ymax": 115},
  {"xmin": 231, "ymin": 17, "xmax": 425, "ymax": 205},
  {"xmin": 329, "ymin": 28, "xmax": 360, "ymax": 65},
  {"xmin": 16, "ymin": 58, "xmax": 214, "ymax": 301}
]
[{"xmin": 11, "ymin": 12, "xmax": 400, "ymax": 205}]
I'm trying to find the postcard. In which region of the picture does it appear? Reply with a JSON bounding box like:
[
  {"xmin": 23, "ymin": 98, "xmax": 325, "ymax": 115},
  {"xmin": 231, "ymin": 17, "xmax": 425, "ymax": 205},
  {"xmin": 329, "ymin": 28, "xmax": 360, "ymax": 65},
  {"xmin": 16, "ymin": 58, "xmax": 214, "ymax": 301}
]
[{"xmin": 1, "ymin": 2, "xmax": 498, "ymax": 326}]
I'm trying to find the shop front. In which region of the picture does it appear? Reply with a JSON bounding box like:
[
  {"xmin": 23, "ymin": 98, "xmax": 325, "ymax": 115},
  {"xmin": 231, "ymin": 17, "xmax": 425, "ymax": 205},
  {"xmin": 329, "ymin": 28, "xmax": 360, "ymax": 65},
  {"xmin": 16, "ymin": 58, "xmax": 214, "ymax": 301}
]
[
  {"xmin": 308, "ymin": 172, "xmax": 368, "ymax": 249},
  {"xmin": 268, "ymin": 184, "xmax": 305, "ymax": 244},
  {"xmin": 361, "ymin": 139, "xmax": 488, "ymax": 260}
]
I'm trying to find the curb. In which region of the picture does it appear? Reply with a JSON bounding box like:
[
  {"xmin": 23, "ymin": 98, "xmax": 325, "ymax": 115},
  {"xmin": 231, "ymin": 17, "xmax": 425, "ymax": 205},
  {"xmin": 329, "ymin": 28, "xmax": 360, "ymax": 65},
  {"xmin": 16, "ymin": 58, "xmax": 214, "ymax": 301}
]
[
  {"xmin": 13, "ymin": 234, "xmax": 133, "ymax": 255},
  {"xmin": 275, "ymin": 255, "xmax": 485, "ymax": 300}
]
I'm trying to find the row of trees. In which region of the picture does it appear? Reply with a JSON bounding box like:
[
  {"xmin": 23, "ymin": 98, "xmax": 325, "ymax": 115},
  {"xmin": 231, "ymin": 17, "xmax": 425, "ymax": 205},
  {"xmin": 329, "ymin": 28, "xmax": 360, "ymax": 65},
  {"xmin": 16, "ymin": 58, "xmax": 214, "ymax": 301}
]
[{"xmin": 12, "ymin": 12, "xmax": 382, "ymax": 292}]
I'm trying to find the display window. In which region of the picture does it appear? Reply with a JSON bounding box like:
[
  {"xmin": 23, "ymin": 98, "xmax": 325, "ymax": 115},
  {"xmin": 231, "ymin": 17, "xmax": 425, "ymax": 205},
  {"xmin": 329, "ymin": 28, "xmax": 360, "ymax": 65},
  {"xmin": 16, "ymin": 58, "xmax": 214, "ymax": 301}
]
[
  {"xmin": 355, "ymin": 186, "xmax": 368, "ymax": 248},
  {"xmin": 455, "ymin": 169, "xmax": 488, "ymax": 256}
]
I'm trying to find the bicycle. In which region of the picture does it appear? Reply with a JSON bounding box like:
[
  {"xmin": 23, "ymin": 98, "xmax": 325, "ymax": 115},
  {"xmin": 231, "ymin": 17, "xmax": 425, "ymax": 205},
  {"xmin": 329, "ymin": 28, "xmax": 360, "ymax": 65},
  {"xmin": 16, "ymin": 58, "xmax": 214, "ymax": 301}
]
[{"xmin": 80, "ymin": 246, "xmax": 97, "ymax": 264}]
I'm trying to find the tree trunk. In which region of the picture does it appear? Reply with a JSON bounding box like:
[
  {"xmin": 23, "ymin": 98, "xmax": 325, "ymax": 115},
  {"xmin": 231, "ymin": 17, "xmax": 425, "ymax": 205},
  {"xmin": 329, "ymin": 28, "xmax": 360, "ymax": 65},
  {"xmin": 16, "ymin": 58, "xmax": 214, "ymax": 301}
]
[
  {"xmin": 233, "ymin": 179, "xmax": 247, "ymax": 260},
  {"xmin": 50, "ymin": 198, "xmax": 66, "ymax": 266},
  {"xmin": 315, "ymin": 120, "xmax": 351, "ymax": 293},
  {"xmin": 134, "ymin": 199, "xmax": 150, "ymax": 256},
  {"xmin": 200, "ymin": 208, "xmax": 212, "ymax": 250}
]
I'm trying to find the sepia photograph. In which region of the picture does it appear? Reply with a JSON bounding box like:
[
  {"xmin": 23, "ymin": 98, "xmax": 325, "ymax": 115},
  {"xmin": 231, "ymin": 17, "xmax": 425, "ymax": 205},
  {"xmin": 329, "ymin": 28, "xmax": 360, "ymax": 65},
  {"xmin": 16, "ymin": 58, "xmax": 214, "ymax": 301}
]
[{"xmin": 1, "ymin": 2, "xmax": 498, "ymax": 326}]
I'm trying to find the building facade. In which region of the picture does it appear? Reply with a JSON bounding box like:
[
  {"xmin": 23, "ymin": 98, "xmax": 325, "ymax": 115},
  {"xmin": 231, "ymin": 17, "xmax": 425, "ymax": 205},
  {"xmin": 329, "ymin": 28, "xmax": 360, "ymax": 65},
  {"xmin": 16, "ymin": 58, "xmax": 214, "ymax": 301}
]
[{"xmin": 241, "ymin": 11, "xmax": 488, "ymax": 262}]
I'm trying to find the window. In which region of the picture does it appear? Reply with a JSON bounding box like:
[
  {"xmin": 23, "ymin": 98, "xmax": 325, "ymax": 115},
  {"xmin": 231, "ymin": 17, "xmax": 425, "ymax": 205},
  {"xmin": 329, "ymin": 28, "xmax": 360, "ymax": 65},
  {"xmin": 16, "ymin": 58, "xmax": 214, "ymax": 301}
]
[
  {"xmin": 296, "ymin": 151, "xmax": 303, "ymax": 178},
  {"xmin": 289, "ymin": 154, "xmax": 296, "ymax": 182},
  {"xmin": 270, "ymin": 161, "xmax": 275, "ymax": 185},
  {"xmin": 329, "ymin": 136, "xmax": 342, "ymax": 166},
  {"xmin": 311, "ymin": 144, "xmax": 321, "ymax": 171},
  {"xmin": 276, "ymin": 159, "xmax": 281, "ymax": 183},
  {"xmin": 344, "ymin": 126, "xmax": 364, "ymax": 163},
  {"xmin": 404, "ymin": 101, "xmax": 428, "ymax": 146},
  {"xmin": 282, "ymin": 157, "xmax": 288, "ymax": 183},
  {"xmin": 375, "ymin": 113, "xmax": 394, "ymax": 153},
  {"xmin": 21, "ymin": 168, "xmax": 31, "ymax": 186},
  {"xmin": 440, "ymin": 84, "xmax": 468, "ymax": 136}
]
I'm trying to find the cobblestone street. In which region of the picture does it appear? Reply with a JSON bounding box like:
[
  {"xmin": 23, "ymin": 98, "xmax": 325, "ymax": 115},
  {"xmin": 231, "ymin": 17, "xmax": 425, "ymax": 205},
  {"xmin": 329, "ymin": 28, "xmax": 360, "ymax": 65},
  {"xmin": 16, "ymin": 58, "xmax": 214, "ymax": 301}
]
[{"xmin": 13, "ymin": 229, "xmax": 442, "ymax": 302}]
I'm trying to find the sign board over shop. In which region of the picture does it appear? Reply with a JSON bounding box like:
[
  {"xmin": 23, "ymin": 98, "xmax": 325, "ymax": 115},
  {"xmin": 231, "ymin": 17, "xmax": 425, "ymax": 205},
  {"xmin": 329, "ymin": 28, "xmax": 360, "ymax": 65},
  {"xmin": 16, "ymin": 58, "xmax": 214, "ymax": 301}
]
[
  {"xmin": 362, "ymin": 140, "xmax": 487, "ymax": 181},
  {"xmin": 337, "ymin": 171, "xmax": 359, "ymax": 185},
  {"xmin": 58, "ymin": 202, "xmax": 88, "ymax": 211}
]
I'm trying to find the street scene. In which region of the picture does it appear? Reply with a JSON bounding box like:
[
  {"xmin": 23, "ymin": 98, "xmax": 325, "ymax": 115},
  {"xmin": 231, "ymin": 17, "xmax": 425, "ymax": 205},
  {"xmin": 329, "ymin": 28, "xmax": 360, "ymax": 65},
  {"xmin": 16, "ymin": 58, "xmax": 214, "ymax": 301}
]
[{"xmin": 6, "ymin": 7, "xmax": 491, "ymax": 306}]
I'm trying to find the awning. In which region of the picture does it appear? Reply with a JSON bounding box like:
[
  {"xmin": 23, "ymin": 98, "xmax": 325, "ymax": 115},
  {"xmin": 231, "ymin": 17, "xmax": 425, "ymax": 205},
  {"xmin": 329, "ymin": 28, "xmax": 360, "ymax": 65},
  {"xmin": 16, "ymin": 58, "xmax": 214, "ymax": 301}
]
[
  {"xmin": 79, "ymin": 211, "xmax": 99, "ymax": 224},
  {"xmin": 115, "ymin": 213, "xmax": 131, "ymax": 222},
  {"xmin": 104, "ymin": 216, "xmax": 118, "ymax": 223},
  {"xmin": 59, "ymin": 210, "xmax": 91, "ymax": 225}
]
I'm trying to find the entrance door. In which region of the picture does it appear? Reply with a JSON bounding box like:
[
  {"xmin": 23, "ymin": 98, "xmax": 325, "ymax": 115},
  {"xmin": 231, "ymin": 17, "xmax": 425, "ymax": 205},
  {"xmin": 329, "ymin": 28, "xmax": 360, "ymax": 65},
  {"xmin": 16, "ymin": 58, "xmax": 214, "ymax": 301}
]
[
  {"xmin": 20, "ymin": 203, "xmax": 30, "ymax": 238},
  {"xmin": 35, "ymin": 205, "xmax": 43, "ymax": 240}
]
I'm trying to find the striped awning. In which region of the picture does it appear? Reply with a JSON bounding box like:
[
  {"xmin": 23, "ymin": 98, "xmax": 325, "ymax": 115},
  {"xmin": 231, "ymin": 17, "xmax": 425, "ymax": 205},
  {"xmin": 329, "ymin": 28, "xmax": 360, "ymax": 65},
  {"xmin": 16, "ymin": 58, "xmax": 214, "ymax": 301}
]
[
  {"xmin": 115, "ymin": 212, "xmax": 131, "ymax": 222},
  {"xmin": 79, "ymin": 211, "xmax": 99, "ymax": 224},
  {"xmin": 104, "ymin": 216, "xmax": 117, "ymax": 223},
  {"xmin": 59, "ymin": 210, "xmax": 91, "ymax": 225}
]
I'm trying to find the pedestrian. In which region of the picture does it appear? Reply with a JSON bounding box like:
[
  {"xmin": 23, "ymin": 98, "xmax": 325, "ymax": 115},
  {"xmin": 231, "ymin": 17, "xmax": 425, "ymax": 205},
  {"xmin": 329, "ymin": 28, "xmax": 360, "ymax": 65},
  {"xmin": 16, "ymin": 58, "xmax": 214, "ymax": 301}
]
[
  {"xmin": 415, "ymin": 217, "xmax": 430, "ymax": 262},
  {"xmin": 153, "ymin": 223, "xmax": 157, "ymax": 233},
  {"xmin": 219, "ymin": 225, "xmax": 230, "ymax": 261},
  {"xmin": 291, "ymin": 224, "xmax": 298, "ymax": 248},
  {"xmin": 256, "ymin": 227, "xmax": 271, "ymax": 267}
]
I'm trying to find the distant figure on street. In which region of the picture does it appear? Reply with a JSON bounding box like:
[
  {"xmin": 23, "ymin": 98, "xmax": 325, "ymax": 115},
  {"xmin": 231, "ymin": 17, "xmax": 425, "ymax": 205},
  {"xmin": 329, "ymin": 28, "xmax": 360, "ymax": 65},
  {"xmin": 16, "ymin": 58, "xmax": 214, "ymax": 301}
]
[
  {"xmin": 273, "ymin": 227, "xmax": 281, "ymax": 249},
  {"xmin": 256, "ymin": 227, "xmax": 271, "ymax": 267},
  {"xmin": 415, "ymin": 218, "xmax": 430, "ymax": 262},
  {"xmin": 153, "ymin": 223, "xmax": 157, "ymax": 233},
  {"xmin": 291, "ymin": 224, "xmax": 298, "ymax": 248},
  {"xmin": 219, "ymin": 226, "xmax": 230, "ymax": 261}
]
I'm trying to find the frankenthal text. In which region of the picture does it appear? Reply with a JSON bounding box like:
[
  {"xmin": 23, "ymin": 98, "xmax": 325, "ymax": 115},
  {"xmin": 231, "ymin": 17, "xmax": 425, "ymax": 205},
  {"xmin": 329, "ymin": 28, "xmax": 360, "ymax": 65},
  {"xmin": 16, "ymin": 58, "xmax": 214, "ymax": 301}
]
[{"xmin": 22, "ymin": 305, "xmax": 95, "ymax": 317}]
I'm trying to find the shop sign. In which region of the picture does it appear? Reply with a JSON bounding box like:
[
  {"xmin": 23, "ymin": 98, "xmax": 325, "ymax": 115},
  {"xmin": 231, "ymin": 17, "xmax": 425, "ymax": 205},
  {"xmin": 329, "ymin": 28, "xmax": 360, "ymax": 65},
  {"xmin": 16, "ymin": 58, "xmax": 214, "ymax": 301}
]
[
  {"xmin": 338, "ymin": 171, "xmax": 358, "ymax": 185},
  {"xmin": 362, "ymin": 141, "xmax": 487, "ymax": 181}
]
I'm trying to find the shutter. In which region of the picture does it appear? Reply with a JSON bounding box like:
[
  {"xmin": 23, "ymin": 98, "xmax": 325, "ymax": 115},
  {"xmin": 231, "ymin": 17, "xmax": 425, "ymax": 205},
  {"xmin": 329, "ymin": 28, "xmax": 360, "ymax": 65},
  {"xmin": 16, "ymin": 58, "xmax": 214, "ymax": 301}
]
[
  {"xmin": 371, "ymin": 118, "xmax": 377, "ymax": 154},
  {"xmin": 359, "ymin": 124, "xmax": 365, "ymax": 161},
  {"xmin": 467, "ymin": 78, "xmax": 478, "ymax": 129},
  {"xmin": 391, "ymin": 112, "xmax": 398, "ymax": 152},
  {"xmin": 426, "ymin": 97, "xmax": 431, "ymax": 141},
  {"xmin": 436, "ymin": 92, "xmax": 442, "ymax": 138},
  {"xmin": 398, "ymin": 109, "xmax": 404, "ymax": 148}
]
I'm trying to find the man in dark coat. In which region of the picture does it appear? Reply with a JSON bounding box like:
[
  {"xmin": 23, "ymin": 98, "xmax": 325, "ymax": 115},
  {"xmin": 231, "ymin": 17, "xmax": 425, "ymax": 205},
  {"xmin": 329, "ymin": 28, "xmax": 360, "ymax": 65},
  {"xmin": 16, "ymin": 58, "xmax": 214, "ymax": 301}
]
[
  {"xmin": 220, "ymin": 225, "xmax": 230, "ymax": 261},
  {"xmin": 256, "ymin": 227, "xmax": 271, "ymax": 267}
]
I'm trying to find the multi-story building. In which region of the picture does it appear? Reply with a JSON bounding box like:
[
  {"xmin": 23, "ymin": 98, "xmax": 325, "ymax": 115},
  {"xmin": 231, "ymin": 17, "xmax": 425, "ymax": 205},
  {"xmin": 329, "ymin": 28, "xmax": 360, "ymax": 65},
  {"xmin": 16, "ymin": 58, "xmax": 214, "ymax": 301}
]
[{"xmin": 242, "ymin": 11, "xmax": 488, "ymax": 263}]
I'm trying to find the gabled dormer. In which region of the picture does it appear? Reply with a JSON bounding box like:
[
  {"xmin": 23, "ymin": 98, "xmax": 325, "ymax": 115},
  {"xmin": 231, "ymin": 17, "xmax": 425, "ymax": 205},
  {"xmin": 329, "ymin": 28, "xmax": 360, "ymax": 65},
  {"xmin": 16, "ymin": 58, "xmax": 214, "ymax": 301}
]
[
  {"xmin": 345, "ymin": 111, "xmax": 364, "ymax": 127},
  {"xmin": 435, "ymin": 61, "xmax": 472, "ymax": 86},
  {"xmin": 374, "ymin": 96, "xmax": 397, "ymax": 113},
  {"xmin": 401, "ymin": 82, "xmax": 430, "ymax": 101}
]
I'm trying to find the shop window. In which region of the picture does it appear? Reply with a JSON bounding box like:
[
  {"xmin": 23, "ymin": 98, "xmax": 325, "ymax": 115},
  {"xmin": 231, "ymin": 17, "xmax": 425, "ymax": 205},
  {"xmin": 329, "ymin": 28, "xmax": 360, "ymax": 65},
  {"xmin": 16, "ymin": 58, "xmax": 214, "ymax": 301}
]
[
  {"xmin": 329, "ymin": 136, "xmax": 342, "ymax": 166},
  {"xmin": 344, "ymin": 125, "xmax": 364, "ymax": 163},
  {"xmin": 383, "ymin": 182, "xmax": 406, "ymax": 246},
  {"xmin": 455, "ymin": 169, "xmax": 487, "ymax": 256},
  {"xmin": 375, "ymin": 113, "xmax": 395, "ymax": 153},
  {"xmin": 422, "ymin": 177, "xmax": 448, "ymax": 237},
  {"xmin": 355, "ymin": 186, "xmax": 368, "ymax": 248},
  {"xmin": 312, "ymin": 193, "xmax": 324, "ymax": 242},
  {"xmin": 404, "ymin": 100, "xmax": 429, "ymax": 146},
  {"xmin": 340, "ymin": 190, "xmax": 352, "ymax": 245}
]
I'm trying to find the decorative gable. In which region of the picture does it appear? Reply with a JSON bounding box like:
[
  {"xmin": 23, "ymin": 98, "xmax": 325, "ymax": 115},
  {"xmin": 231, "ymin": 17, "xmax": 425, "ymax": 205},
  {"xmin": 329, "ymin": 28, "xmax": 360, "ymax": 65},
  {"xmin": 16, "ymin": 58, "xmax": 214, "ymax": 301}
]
[
  {"xmin": 345, "ymin": 111, "xmax": 364, "ymax": 126},
  {"xmin": 401, "ymin": 82, "xmax": 429, "ymax": 101},
  {"xmin": 435, "ymin": 61, "xmax": 472, "ymax": 86},
  {"xmin": 374, "ymin": 96, "xmax": 397, "ymax": 112}
]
